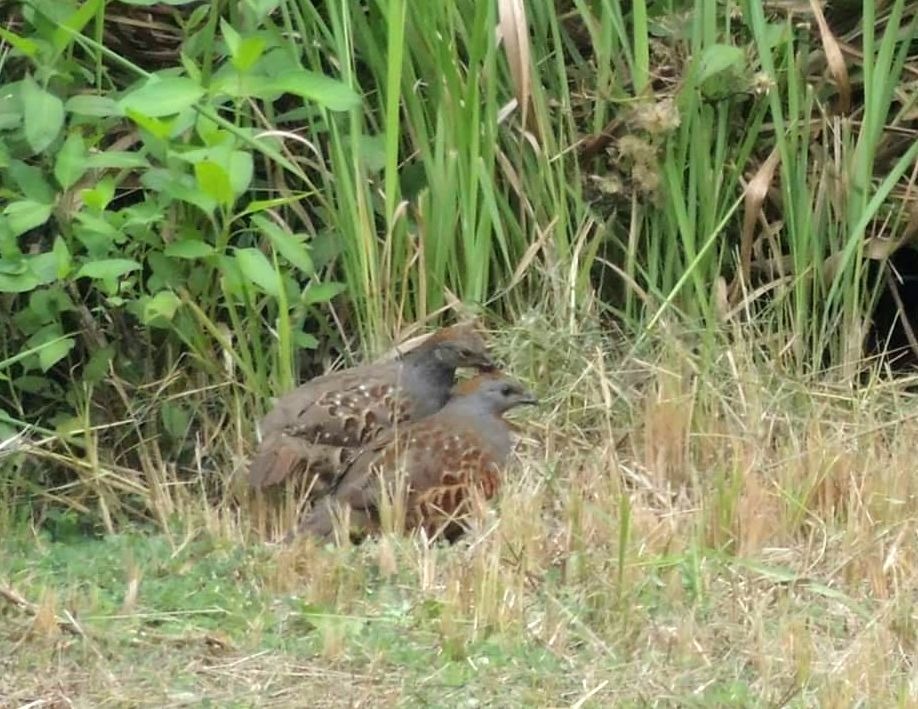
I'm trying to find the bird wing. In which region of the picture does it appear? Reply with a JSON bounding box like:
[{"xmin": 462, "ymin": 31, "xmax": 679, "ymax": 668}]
[{"xmin": 249, "ymin": 362, "xmax": 415, "ymax": 488}]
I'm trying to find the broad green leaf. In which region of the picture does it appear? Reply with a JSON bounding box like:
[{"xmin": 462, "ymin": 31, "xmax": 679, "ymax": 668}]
[
  {"xmin": 234, "ymin": 37, "xmax": 267, "ymax": 72},
  {"xmin": 177, "ymin": 147, "xmax": 252, "ymax": 196},
  {"xmin": 141, "ymin": 169, "xmax": 216, "ymax": 215},
  {"xmin": 124, "ymin": 108, "xmax": 173, "ymax": 139},
  {"xmin": 212, "ymin": 69, "xmax": 360, "ymax": 110},
  {"xmin": 65, "ymin": 94, "xmax": 120, "ymax": 117},
  {"xmin": 54, "ymin": 132, "xmax": 88, "ymax": 189},
  {"xmin": 74, "ymin": 211, "xmax": 118, "ymax": 239},
  {"xmin": 697, "ymin": 44, "xmax": 745, "ymax": 84},
  {"xmin": 266, "ymin": 72, "xmax": 361, "ymax": 110},
  {"xmin": 84, "ymin": 345, "xmax": 115, "ymax": 384},
  {"xmin": 76, "ymin": 258, "xmax": 142, "ymax": 280},
  {"xmin": 294, "ymin": 332, "xmax": 319, "ymax": 349},
  {"xmin": 220, "ymin": 18, "xmax": 242, "ymax": 58},
  {"xmin": 38, "ymin": 337, "xmax": 75, "ymax": 372},
  {"xmin": 302, "ymin": 281, "xmax": 346, "ymax": 305},
  {"xmin": 0, "ymin": 85, "xmax": 22, "ymax": 131},
  {"xmin": 164, "ymin": 239, "xmax": 215, "ymax": 259},
  {"xmin": 7, "ymin": 160, "xmax": 54, "ymax": 203},
  {"xmin": 80, "ymin": 176, "xmax": 115, "ymax": 211},
  {"xmin": 0, "ymin": 271, "xmax": 40, "ymax": 293},
  {"xmin": 30, "ymin": 286, "xmax": 73, "ymax": 320},
  {"xmin": 52, "ymin": 0, "xmax": 104, "ymax": 52},
  {"xmin": 28, "ymin": 252, "xmax": 59, "ymax": 285},
  {"xmin": 143, "ymin": 290, "xmax": 182, "ymax": 325},
  {"xmin": 227, "ymin": 150, "xmax": 254, "ymax": 196},
  {"xmin": 118, "ymin": 76, "xmax": 204, "ymax": 117},
  {"xmin": 217, "ymin": 254, "xmax": 244, "ymax": 298},
  {"xmin": 118, "ymin": 0, "xmax": 200, "ymax": 4},
  {"xmin": 147, "ymin": 252, "xmax": 183, "ymax": 291},
  {"xmin": 161, "ymin": 401, "xmax": 191, "ymax": 438},
  {"xmin": 84, "ymin": 152, "xmax": 151, "ymax": 169},
  {"xmin": 20, "ymin": 75, "xmax": 64, "ymax": 153},
  {"xmin": 2, "ymin": 201, "xmax": 52, "ymax": 238},
  {"xmin": 253, "ymin": 214, "xmax": 314, "ymax": 275},
  {"xmin": 194, "ymin": 160, "xmax": 234, "ymax": 206},
  {"xmin": 52, "ymin": 236, "xmax": 71, "ymax": 278},
  {"xmin": 235, "ymin": 247, "xmax": 280, "ymax": 296}
]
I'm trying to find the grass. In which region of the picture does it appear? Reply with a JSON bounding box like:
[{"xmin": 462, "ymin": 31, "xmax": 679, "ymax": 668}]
[
  {"xmin": 3, "ymin": 0, "xmax": 918, "ymax": 705},
  {"xmin": 4, "ymin": 322, "xmax": 918, "ymax": 706}
]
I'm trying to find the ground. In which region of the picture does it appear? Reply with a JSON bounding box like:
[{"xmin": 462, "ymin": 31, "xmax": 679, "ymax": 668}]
[{"xmin": 3, "ymin": 337, "xmax": 918, "ymax": 707}]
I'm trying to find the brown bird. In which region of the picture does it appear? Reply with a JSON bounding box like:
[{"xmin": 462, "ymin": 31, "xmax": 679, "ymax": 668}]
[
  {"xmin": 249, "ymin": 324, "xmax": 495, "ymax": 500},
  {"xmin": 293, "ymin": 372, "xmax": 537, "ymax": 543}
]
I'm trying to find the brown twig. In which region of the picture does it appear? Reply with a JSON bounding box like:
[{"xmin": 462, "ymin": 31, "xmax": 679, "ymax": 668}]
[{"xmin": 0, "ymin": 582, "xmax": 87, "ymax": 638}]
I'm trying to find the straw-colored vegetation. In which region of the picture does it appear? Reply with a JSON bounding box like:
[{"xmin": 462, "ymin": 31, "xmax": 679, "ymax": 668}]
[{"xmin": 2, "ymin": 0, "xmax": 918, "ymax": 705}]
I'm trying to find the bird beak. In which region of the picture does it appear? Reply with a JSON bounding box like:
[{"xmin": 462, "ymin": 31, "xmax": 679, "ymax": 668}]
[
  {"xmin": 518, "ymin": 389, "xmax": 538, "ymax": 407},
  {"xmin": 475, "ymin": 353, "xmax": 498, "ymax": 371}
]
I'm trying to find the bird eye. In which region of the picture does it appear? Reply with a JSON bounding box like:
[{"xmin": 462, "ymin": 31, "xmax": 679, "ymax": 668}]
[{"xmin": 500, "ymin": 385, "xmax": 514, "ymax": 396}]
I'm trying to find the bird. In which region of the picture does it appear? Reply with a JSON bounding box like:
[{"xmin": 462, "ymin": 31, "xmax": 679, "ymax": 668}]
[
  {"xmin": 248, "ymin": 324, "xmax": 496, "ymax": 502},
  {"xmin": 292, "ymin": 371, "xmax": 537, "ymax": 544}
]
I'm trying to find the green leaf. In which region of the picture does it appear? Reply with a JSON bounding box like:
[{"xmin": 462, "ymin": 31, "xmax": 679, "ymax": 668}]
[
  {"xmin": 161, "ymin": 401, "xmax": 191, "ymax": 439},
  {"xmin": 29, "ymin": 286, "xmax": 73, "ymax": 321},
  {"xmin": 220, "ymin": 19, "xmax": 268, "ymax": 74},
  {"xmin": 164, "ymin": 239, "xmax": 216, "ymax": 259},
  {"xmin": 235, "ymin": 37, "xmax": 267, "ymax": 72},
  {"xmin": 38, "ymin": 337, "xmax": 75, "ymax": 372},
  {"xmin": 235, "ymin": 247, "xmax": 280, "ymax": 296},
  {"xmin": 84, "ymin": 152, "xmax": 151, "ymax": 169},
  {"xmin": 76, "ymin": 259, "xmax": 142, "ymax": 280},
  {"xmin": 302, "ymin": 281, "xmax": 346, "ymax": 305},
  {"xmin": 80, "ymin": 176, "xmax": 116, "ymax": 211},
  {"xmin": 141, "ymin": 169, "xmax": 216, "ymax": 215},
  {"xmin": 253, "ymin": 214, "xmax": 314, "ymax": 275},
  {"xmin": 294, "ymin": 332, "xmax": 319, "ymax": 349},
  {"xmin": 65, "ymin": 94, "xmax": 120, "ymax": 117},
  {"xmin": 54, "ymin": 132, "xmax": 88, "ymax": 189},
  {"xmin": 267, "ymin": 72, "xmax": 361, "ymax": 110},
  {"xmin": 52, "ymin": 0, "xmax": 104, "ymax": 52},
  {"xmin": 220, "ymin": 18, "xmax": 242, "ymax": 59},
  {"xmin": 118, "ymin": 0, "xmax": 201, "ymax": 5},
  {"xmin": 212, "ymin": 69, "xmax": 361, "ymax": 111},
  {"xmin": 227, "ymin": 150, "xmax": 254, "ymax": 196},
  {"xmin": 697, "ymin": 44, "xmax": 745, "ymax": 84},
  {"xmin": 52, "ymin": 237, "xmax": 71, "ymax": 278},
  {"xmin": 0, "ymin": 270, "xmax": 40, "ymax": 293},
  {"xmin": 7, "ymin": 160, "xmax": 54, "ymax": 203},
  {"xmin": 118, "ymin": 76, "xmax": 204, "ymax": 117},
  {"xmin": 28, "ymin": 252, "xmax": 60, "ymax": 285},
  {"xmin": 20, "ymin": 75, "xmax": 65, "ymax": 153},
  {"xmin": 123, "ymin": 109, "xmax": 173, "ymax": 139},
  {"xmin": 194, "ymin": 160, "xmax": 234, "ymax": 206},
  {"xmin": 2, "ymin": 201, "xmax": 52, "ymax": 238},
  {"xmin": 0, "ymin": 27, "xmax": 40, "ymax": 58},
  {"xmin": 0, "ymin": 85, "xmax": 22, "ymax": 131},
  {"xmin": 143, "ymin": 290, "xmax": 182, "ymax": 325},
  {"xmin": 84, "ymin": 345, "xmax": 115, "ymax": 384}
]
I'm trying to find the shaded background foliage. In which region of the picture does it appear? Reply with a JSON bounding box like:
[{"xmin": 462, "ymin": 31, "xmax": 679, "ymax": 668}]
[{"xmin": 1, "ymin": 0, "xmax": 917, "ymax": 531}]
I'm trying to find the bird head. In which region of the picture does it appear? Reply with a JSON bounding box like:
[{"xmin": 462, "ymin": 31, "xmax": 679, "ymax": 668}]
[
  {"xmin": 451, "ymin": 372, "xmax": 538, "ymax": 415},
  {"xmin": 421, "ymin": 324, "xmax": 496, "ymax": 371}
]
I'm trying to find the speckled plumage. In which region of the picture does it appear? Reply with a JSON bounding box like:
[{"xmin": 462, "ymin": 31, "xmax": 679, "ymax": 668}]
[
  {"xmin": 248, "ymin": 324, "xmax": 495, "ymax": 499},
  {"xmin": 294, "ymin": 372, "xmax": 537, "ymax": 543}
]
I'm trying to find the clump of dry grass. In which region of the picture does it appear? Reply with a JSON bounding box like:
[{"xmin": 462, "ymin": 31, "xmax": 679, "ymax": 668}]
[{"xmin": 4, "ymin": 321, "xmax": 918, "ymax": 705}]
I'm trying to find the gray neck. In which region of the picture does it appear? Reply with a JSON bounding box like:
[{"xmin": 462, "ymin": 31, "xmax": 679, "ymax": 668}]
[
  {"xmin": 398, "ymin": 348, "xmax": 456, "ymax": 415},
  {"xmin": 442, "ymin": 397, "xmax": 513, "ymax": 461}
]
